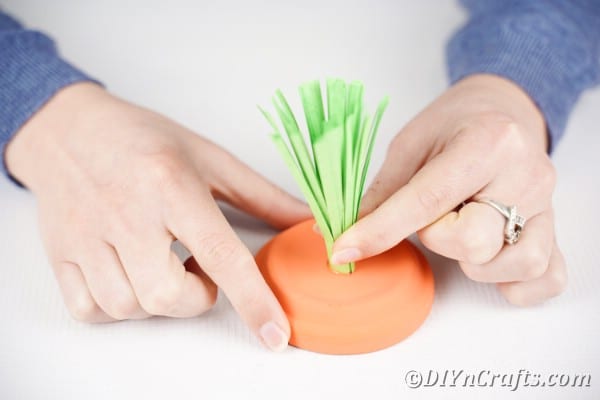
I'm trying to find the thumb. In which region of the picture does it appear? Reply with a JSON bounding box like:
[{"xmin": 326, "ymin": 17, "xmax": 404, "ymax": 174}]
[{"xmin": 209, "ymin": 150, "xmax": 312, "ymax": 230}]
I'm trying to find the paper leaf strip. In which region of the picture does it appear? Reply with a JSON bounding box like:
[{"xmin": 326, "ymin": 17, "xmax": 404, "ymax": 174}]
[{"xmin": 261, "ymin": 79, "xmax": 388, "ymax": 274}]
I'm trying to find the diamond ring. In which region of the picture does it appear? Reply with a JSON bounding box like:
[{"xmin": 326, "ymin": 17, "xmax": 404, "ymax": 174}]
[{"xmin": 475, "ymin": 198, "xmax": 526, "ymax": 245}]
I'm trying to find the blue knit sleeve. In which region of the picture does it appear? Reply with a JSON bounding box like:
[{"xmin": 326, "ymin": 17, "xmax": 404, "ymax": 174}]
[
  {"xmin": 0, "ymin": 11, "xmax": 100, "ymax": 185},
  {"xmin": 447, "ymin": 0, "xmax": 600, "ymax": 152}
]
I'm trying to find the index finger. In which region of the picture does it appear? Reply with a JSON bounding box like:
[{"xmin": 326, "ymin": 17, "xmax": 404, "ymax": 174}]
[
  {"xmin": 331, "ymin": 130, "xmax": 499, "ymax": 263},
  {"xmin": 167, "ymin": 185, "xmax": 291, "ymax": 352}
]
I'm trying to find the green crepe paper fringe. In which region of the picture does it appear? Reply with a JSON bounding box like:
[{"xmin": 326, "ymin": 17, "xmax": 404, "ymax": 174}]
[{"xmin": 260, "ymin": 78, "xmax": 389, "ymax": 274}]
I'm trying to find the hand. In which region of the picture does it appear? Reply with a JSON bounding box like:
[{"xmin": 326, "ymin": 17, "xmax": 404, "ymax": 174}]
[
  {"xmin": 331, "ymin": 74, "xmax": 567, "ymax": 306},
  {"xmin": 5, "ymin": 82, "xmax": 310, "ymax": 350}
]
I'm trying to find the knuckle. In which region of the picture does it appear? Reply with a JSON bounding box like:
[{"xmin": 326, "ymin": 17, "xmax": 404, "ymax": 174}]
[
  {"xmin": 138, "ymin": 278, "xmax": 183, "ymax": 315},
  {"xmin": 199, "ymin": 234, "xmax": 244, "ymax": 273},
  {"xmin": 524, "ymin": 157, "xmax": 556, "ymax": 205},
  {"xmin": 461, "ymin": 228, "xmax": 498, "ymax": 265},
  {"xmin": 462, "ymin": 113, "xmax": 515, "ymax": 145},
  {"xmin": 105, "ymin": 294, "xmax": 141, "ymax": 320},
  {"xmin": 498, "ymin": 282, "xmax": 540, "ymax": 307},
  {"xmin": 459, "ymin": 262, "xmax": 484, "ymax": 282},
  {"xmin": 106, "ymin": 217, "xmax": 136, "ymax": 241},
  {"xmin": 539, "ymin": 160, "xmax": 557, "ymax": 192},
  {"xmin": 519, "ymin": 249, "xmax": 548, "ymax": 281},
  {"xmin": 68, "ymin": 296, "xmax": 98, "ymax": 322},
  {"xmin": 500, "ymin": 285, "xmax": 528, "ymax": 307},
  {"xmin": 492, "ymin": 120, "xmax": 527, "ymax": 153},
  {"xmin": 142, "ymin": 149, "xmax": 186, "ymax": 190},
  {"xmin": 546, "ymin": 264, "xmax": 568, "ymax": 297},
  {"xmin": 348, "ymin": 228, "xmax": 391, "ymax": 258},
  {"xmin": 414, "ymin": 185, "xmax": 452, "ymax": 223}
]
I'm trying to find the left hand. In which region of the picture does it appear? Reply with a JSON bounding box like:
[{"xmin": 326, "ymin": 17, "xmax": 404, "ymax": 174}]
[
  {"xmin": 5, "ymin": 82, "xmax": 311, "ymax": 351},
  {"xmin": 330, "ymin": 74, "xmax": 567, "ymax": 306}
]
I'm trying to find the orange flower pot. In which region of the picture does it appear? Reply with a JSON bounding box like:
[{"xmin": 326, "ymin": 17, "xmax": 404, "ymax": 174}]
[{"xmin": 256, "ymin": 219, "xmax": 435, "ymax": 355}]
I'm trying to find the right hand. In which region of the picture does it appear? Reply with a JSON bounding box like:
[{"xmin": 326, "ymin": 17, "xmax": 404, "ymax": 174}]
[
  {"xmin": 331, "ymin": 74, "xmax": 566, "ymax": 306},
  {"xmin": 5, "ymin": 82, "xmax": 311, "ymax": 351}
]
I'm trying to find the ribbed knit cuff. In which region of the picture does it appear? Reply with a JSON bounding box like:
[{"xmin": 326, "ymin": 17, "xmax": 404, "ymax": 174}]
[
  {"xmin": 0, "ymin": 25, "xmax": 100, "ymax": 187},
  {"xmin": 446, "ymin": 2, "xmax": 600, "ymax": 153}
]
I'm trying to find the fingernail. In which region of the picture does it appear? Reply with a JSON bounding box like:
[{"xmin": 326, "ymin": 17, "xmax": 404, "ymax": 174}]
[
  {"xmin": 331, "ymin": 248, "xmax": 361, "ymax": 265},
  {"xmin": 259, "ymin": 321, "xmax": 288, "ymax": 352}
]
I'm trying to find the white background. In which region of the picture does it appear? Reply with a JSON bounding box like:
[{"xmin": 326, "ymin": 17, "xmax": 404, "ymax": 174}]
[{"xmin": 1, "ymin": 1, "xmax": 599, "ymax": 399}]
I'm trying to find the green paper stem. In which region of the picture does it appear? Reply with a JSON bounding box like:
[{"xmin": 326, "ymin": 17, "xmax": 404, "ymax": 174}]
[{"xmin": 261, "ymin": 79, "xmax": 388, "ymax": 274}]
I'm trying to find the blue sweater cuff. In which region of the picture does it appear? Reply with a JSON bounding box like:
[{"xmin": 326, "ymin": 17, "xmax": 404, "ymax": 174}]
[
  {"xmin": 447, "ymin": 1, "xmax": 600, "ymax": 153},
  {"xmin": 0, "ymin": 14, "xmax": 100, "ymax": 186}
]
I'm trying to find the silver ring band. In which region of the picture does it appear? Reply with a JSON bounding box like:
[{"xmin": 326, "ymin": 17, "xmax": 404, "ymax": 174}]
[{"xmin": 475, "ymin": 198, "xmax": 526, "ymax": 245}]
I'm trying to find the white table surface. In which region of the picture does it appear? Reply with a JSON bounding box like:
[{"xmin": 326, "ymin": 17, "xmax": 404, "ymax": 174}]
[{"xmin": 1, "ymin": 1, "xmax": 599, "ymax": 399}]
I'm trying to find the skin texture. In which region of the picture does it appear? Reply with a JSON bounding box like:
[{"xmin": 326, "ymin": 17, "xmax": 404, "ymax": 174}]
[
  {"xmin": 332, "ymin": 74, "xmax": 567, "ymax": 306},
  {"xmin": 5, "ymin": 82, "xmax": 312, "ymax": 351}
]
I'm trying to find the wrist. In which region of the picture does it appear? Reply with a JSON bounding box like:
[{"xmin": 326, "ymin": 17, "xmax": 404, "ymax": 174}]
[{"xmin": 5, "ymin": 82, "xmax": 111, "ymax": 191}]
